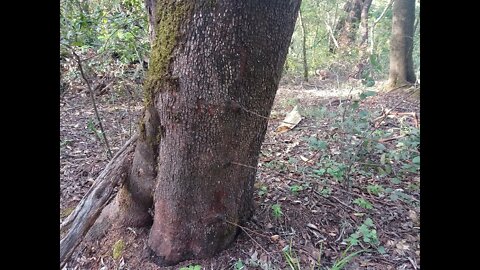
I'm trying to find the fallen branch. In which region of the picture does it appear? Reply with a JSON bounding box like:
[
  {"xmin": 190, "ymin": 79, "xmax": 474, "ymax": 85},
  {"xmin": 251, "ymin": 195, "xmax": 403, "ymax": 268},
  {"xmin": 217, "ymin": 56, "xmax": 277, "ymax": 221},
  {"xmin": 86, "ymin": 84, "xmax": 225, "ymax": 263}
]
[
  {"xmin": 374, "ymin": 111, "xmax": 419, "ymax": 128},
  {"xmin": 324, "ymin": 19, "xmax": 339, "ymax": 49},
  {"xmin": 60, "ymin": 134, "xmax": 138, "ymax": 268},
  {"xmin": 315, "ymin": 192, "xmax": 358, "ymax": 213},
  {"xmin": 378, "ymin": 134, "xmax": 406, "ymax": 142}
]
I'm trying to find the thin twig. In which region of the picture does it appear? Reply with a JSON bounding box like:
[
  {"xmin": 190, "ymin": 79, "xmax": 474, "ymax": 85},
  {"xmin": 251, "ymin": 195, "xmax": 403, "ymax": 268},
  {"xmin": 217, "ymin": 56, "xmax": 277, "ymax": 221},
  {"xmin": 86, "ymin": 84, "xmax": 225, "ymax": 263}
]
[
  {"xmin": 297, "ymin": 148, "xmax": 323, "ymax": 165},
  {"xmin": 225, "ymin": 220, "xmax": 271, "ymax": 239},
  {"xmin": 330, "ymin": 185, "xmax": 397, "ymax": 207},
  {"xmin": 341, "ymin": 86, "xmax": 355, "ymax": 123},
  {"xmin": 225, "ymin": 220, "xmax": 270, "ymax": 255},
  {"xmin": 65, "ymin": 44, "xmax": 113, "ymax": 159},
  {"xmin": 231, "ymin": 161, "xmax": 257, "ymax": 170},
  {"xmin": 378, "ymin": 134, "xmax": 406, "ymax": 142},
  {"xmin": 408, "ymin": 256, "xmax": 419, "ymax": 270},
  {"xmin": 63, "ymin": 27, "xmax": 121, "ymax": 62},
  {"xmin": 314, "ymin": 190, "xmax": 358, "ymax": 212},
  {"xmin": 237, "ymin": 102, "xmax": 300, "ymax": 126},
  {"xmin": 328, "ymin": 195, "xmax": 358, "ymax": 212},
  {"xmin": 370, "ymin": 0, "xmax": 394, "ymax": 53},
  {"xmin": 324, "ymin": 19, "xmax": 339, "ymax": 49}
]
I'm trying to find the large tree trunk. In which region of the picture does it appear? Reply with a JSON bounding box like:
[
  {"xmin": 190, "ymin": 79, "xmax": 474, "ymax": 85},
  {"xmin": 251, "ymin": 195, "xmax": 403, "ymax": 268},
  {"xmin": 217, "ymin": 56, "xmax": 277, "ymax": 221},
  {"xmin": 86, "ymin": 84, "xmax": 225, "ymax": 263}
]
[
  {"xmin": 388, "ymin": 0, "xmax": 416, "ymax": 88},
  {"xmin": 107, "ymin": 0, "xmax": 301, "ymax": 266}
]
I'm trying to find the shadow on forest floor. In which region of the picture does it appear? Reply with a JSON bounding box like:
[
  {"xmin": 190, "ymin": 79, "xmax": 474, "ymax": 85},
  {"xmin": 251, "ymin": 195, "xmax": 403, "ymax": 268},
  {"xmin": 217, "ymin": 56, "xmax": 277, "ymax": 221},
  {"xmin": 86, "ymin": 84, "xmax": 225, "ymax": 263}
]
[{"xmin": 60, "ymin": 77, "xmax": 420, "ymax": 270}]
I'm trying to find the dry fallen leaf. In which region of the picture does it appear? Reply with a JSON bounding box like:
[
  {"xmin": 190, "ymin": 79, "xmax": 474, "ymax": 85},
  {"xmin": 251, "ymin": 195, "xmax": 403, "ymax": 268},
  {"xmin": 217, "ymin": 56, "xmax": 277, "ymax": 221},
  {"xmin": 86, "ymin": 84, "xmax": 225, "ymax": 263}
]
[
  {"xmin": 276, "ymin": 105, "xmax": 302, "ymax": 133},
  {"xmin": 271, "ymin": 235, "xmax": 280, "ymax": 241},
  {"xmin": 300, "ymin": 155, "xmax": 309, "ymax": 162},
  {"xmin": 306, "ymin": 223, "xmax": 320, "ymax": 231},
  {"xmin": 299, "ymin": 155, "xmax": 314, "ymax": 164},
  {"xmin": 396, "ymin": 240, "xmax": 410, "ymax": 251},
  {"xmin": 409, "ymin": 210, "xmax": 419, "ymax": 225}
]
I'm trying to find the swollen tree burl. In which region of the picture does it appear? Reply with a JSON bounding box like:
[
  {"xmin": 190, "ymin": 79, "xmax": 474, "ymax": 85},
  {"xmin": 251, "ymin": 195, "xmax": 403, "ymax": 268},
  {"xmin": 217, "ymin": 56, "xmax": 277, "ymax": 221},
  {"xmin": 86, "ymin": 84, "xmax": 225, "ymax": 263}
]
[{"xmin": 103, "ymin": 0, "xmax": 301, "ymax": 266}]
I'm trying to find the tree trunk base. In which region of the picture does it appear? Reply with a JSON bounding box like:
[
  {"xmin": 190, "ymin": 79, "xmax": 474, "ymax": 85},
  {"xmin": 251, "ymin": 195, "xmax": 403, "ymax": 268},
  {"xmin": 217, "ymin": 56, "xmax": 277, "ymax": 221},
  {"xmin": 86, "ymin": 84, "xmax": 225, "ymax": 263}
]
[{"xmin": 86, "ymin": 186, "xmax": 153, "ymax": 242}]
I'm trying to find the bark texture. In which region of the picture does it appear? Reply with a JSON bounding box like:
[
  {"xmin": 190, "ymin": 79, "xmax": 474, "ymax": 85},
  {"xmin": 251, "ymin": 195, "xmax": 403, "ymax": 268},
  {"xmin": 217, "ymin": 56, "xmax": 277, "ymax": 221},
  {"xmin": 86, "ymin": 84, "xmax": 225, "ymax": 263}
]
[
  {"xmin": 331, "ymin": 0, "xmax": 372, "ymax": 52},
  {"xmin": 119, "ymin": 0, "xmax": 301, "ymax": 266},
  {"xmin": 358, "ymin": 0, "xmax": 372, "ymax": 46},
  {"xmin": 388, "ymin": 0, "xmax": 416, "ymax": 87},
  {"xmin": 334, "ymin": 0, "xmax": 362, "ymax": 51}
]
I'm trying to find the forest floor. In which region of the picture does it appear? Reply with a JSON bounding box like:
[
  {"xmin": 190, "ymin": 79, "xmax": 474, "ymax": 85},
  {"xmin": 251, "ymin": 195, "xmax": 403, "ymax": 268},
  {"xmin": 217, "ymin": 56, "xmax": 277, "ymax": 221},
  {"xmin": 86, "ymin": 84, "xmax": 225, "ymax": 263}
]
[{"xmin": 60, "ymin": 76, "xmax": 420, "ymax": 270}]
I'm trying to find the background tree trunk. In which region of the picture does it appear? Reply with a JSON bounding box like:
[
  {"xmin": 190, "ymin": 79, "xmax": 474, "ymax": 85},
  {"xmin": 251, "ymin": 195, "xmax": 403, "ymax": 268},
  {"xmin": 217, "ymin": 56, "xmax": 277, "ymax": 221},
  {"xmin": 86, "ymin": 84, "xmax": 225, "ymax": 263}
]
[
  {"xmin": 333, "ymin": 0, "xmax": 362, "ymax": 52},
  {"xmin": 388, "ymin": 0, "xmax": 416, "ymax": 88},
  {"xmin": 369, "ymin": 0, "xmax": 394, "ymax": 55},
  {"xmin": 111, "ymin": 0, "xmax": 301, "ymax": 266},
  {"xmin": 358, "ymin": 0, "xmax": 372, "ymax": 47},
  {"xmin": 299, "ymin": 9, "xmax": 308, "ymax": 82},
  {"xmin": 144, "ymin": 0, "xmax": 157, "ymax": 43},
  {"xmin": 331, "ymin": 0, "xmax": 374, "ymax": 53}
]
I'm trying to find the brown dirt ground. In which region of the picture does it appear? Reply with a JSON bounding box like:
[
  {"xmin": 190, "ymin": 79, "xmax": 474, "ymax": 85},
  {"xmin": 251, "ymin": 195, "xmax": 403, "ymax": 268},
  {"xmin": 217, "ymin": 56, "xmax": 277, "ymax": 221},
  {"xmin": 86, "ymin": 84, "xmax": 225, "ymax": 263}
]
[{"xmin": 61, "ymin": 76, "xmax": 420, "ymax": 270}]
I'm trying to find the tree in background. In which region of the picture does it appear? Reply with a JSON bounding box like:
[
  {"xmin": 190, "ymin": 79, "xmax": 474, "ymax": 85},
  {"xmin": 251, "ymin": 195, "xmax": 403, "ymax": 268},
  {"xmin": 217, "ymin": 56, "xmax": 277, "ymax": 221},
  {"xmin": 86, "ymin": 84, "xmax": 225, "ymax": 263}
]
[
  {"xmin": 388, "ymin": 0, "xmax": 416, "ymax": 88},
  {"xmin": 64, "ymin": 0, "xmax": 301, "ymax": 266},
  {"xmin": 332, "ymin": 0, "xmax": 372, "ymax": 52},
  {"xmin": 358, "ymin": 0, "xmax": 373, "ymax": 46},
  {"xmin": 299, "ymin": 8, "xmax": 309, "ymax": 81}
]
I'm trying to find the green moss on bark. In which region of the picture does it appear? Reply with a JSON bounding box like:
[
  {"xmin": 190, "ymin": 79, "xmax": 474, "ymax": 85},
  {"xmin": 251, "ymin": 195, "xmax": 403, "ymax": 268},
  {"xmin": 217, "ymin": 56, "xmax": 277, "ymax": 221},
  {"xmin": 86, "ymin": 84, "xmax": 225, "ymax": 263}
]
[{"xmin": 143, "ymin": 1, "xmax": 192, "ymax": 106}]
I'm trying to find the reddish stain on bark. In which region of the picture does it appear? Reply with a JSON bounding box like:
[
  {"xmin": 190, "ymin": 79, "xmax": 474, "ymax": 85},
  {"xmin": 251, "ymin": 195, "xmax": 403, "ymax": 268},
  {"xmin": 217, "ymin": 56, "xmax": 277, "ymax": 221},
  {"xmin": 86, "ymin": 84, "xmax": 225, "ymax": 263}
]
[
  {"xmin": 213, "ymin": 188, "xmax": 226, "ymax": 213},
  {"xmin": 207, "ymin": 104, "xmax": 215, "ymax": 116}
]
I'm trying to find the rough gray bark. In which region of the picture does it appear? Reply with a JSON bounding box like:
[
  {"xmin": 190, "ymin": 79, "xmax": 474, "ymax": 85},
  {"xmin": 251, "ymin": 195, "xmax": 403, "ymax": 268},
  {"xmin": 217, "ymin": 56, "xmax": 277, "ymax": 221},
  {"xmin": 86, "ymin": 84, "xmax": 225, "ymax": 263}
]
[{"xmin": 388, "ymin": 0, "xmax": 416, "ymax": 87}]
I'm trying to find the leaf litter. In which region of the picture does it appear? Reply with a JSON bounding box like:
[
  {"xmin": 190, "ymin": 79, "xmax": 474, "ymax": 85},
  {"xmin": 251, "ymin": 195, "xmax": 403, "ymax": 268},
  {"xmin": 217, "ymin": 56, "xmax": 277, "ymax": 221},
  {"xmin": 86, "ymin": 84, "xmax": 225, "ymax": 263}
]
[{"xmin": 61, "ymin": 76, "xmax": 420, "ymax": 269}]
